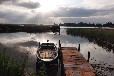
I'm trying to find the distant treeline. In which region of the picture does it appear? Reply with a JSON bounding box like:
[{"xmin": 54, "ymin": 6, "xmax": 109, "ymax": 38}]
[
  {"xmin": 60, "ymin": 22, "xmax": 114, "ymax": 27},
  {"xmin": 67, "ymin": 28, "xmax": 114, "ymax": 52},
  {"xmin": 0, "ymin": 24, "xmax": 60, "ymax": 33}
]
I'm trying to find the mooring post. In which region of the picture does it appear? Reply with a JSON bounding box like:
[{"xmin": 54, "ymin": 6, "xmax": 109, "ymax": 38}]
[
  {"xmin": 39, "ymin": 42, "xmax": 40, "ymax": 47},
  {"xmin": 88, "ymin": 51, "xmax": 90, "ymax": 62},
  {"xmin": 78, "ymin": 44, "xmax": 80, "ymax": 51},
  {"xmin": 59, "ymin": 40, "xmax": 60, "ymax": 45},
  {"xmin": 59, "ymin": 40, "xmax": 61, "ymax": 50},
  {"xmin": 60, "ymin": 44, "xmax": 61, "ymax": 50},
  {"xmin": 59, "ymin": 26, "xmax": 60, "ymax": 35}
]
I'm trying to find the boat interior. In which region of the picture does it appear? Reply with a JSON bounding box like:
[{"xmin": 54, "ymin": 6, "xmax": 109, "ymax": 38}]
[{"xmin": 37, "ymin": 43, "xmax": 58, "ymax": 59}]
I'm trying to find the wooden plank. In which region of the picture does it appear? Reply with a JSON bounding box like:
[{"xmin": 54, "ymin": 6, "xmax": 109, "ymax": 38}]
[{"xmin": 61, "ymin": 47, "xmax": 95, "ymax": 76}]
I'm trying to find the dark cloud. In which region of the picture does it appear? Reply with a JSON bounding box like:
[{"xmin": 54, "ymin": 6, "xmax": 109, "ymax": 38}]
[
  {"xmin": 16, "ymin": 41, "xmax": 38, "ymax": 47},
  {"xmin": 0, "ymin": 0, "xmax": 8, "ymax": 4},
  {"xmin": 0, "ymin": 0, "xmax": 40, "ymax": 9},
  {"xmin": 53, "ymin": 7, "xmax": 114, "ymax": 17},
  {"xmin": 61, "ymin": 17, "xmax": 113, "ymax": 24},
  {"xmin": 0, "ymin": 0, "xmax": 17, "ymax": 4},
  {"xmin": 53, "ymin": 7, "xmax": 95, "ymax": 17},
  {"xmin": 16, "ymin": 1, "xmax": 40, "ymax": 9},
  {"xmin": 0, "ymin": 10, "xmax": 54, "ymax": 24},
  {"xmin": 0, "ymin": 10, "xmax": 28, "ymax": 23}
]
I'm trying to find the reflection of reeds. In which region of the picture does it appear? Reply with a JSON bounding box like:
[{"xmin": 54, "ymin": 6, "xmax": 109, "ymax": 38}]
[
  {"xmin": 92, "ymin": 64, "xmax": 114, "ymax": 76},
  {"xmin": 38, "ymin": 62, "xmax": 47, "ymax": 76},
  {"xmin": 0, "ymin": 50, "xmax": 28, "ymax": 76},
  {"xmin": 67, "ymin": 28, "xmax": 114, "ymax": 52}
]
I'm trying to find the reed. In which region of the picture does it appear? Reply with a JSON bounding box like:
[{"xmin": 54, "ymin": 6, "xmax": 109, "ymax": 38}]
[
  {"xmin": 38, "ymin": 63, "xmax": 47, "ymax": 76},
  {"xmin": 67, "ymin": 28, "xmax": 114, "ymax": 52},
  {"xmin": 0, "ymin": 52, "xmax": 28, "ymax": 76},
  {"xmin": 0, "ymin": 48, "xmax": 48, "ymax": 76}
]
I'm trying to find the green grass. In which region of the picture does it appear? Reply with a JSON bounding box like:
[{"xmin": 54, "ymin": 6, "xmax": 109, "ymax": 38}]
[
  {"xmin": 67, "ymin": 28, "xmax": 114, "ymax": 52},
  {"xmin": 0, "ymin": 50, "xmax": 48, "ymax": 76},
  {"xmin": 0, "ymin": 52, "xmax": 28, "ymax": 76}
]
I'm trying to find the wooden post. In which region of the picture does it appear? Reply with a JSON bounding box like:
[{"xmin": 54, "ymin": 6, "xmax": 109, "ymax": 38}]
[
  {"xmin": 60, "ymin": 44, "xmax": 61, "ymax": 50},
  {"xmin": 78, "ymin": 44, "xmax": 80, "ymax": 51},
  {"xmin": 59, "ymin": 40, "xmax": 61, "ymax": 49},
  {"xmin": 59, "ymin": 28, "xmax": 60, "ymax": 35},
  {"xmin": 88, "ymin": 51, "xmax": 90, "ymax": 62},
  {"xmin": 39, "ymin": 42, "xmax": 40, "ymax": 47},
  {"xmin": 59, "ymin": 40, "xmax": 60, "ymax": 46}
]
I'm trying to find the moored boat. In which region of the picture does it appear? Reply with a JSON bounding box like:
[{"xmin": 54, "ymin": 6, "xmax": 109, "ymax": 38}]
[{"xmin": 36, "ymin": 43, "xmax": 58, "ymax": 62}]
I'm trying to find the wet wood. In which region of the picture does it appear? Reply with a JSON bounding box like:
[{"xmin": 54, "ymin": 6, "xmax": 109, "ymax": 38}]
[{"xmin": 61, "ymin": 47, "xmax": 95, "ymax": 76}]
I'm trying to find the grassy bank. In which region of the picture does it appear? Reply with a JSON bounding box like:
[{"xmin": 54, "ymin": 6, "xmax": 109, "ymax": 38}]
[
  {"xmin": 0, "ymin": 52, "xmax": 28, "ymax": 76},
  {"xmin": 67, "ymin": 28, "xmax": 114, "ymax": 52},
  {"xmin": 0, "ymin": 51, "xmax": 48, "ymax": 76}
]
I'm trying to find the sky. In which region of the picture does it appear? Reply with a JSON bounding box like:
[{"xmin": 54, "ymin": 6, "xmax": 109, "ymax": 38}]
[{"xmin": 0, "ymin": 0, "xmax": 114, "ymax": 24}]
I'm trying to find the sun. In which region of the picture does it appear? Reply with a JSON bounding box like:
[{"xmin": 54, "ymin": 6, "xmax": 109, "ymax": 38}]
[{"xmin": 37, "ymin": 0, "xmax": 59, "ymax": 12}]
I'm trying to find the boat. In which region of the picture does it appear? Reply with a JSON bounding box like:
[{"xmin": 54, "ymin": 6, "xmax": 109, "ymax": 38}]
[
  {"xmin": 36, "ymin": 42, "xmax": 62, "ymax": 76},
  {"xmin": 36, "ymin": 43, "xmax": 59, "ymax": 63}
]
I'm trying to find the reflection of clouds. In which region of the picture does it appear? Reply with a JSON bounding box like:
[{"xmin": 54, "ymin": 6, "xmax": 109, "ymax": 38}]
[
  {"xmin": 81, "ymin": 43, "xmax": 114, "ymax": 66},
  {"xmin": 60, "ymin": 28, "xmax": 67, "ymax": 35},
  {"xmin": 0, "ymin": 42, "xmax": 28, "ymax": 60},
  {"xmin": 0, "ymin": 41, "xmax": 36, "ymax": 71},
  {"xmin": 0, "ymin": 32, "xmax": 35, "ymax": 44},
  {"xmin": 53, "ymin": 35, "xmax": 89, "ymax": 47},
  {"xmin": 32, "ymin": 32, "xmax": 89, "ymax": 47},
  {"xmin": 16, "ymin": 41, "xmax": 38, "ymax": 47},
  {"xmin": 33, "ymin": 33, "xmax": 59, "ymax": 46},
  {"xmin": 0, "ymin": 32, "xmax": 114, "ymax": 74}
]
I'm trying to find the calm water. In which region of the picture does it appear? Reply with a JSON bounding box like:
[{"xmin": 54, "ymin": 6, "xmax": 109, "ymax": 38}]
[{"xmin": 0, "ymin": 28, "xmax": 114, "ymax": 76}]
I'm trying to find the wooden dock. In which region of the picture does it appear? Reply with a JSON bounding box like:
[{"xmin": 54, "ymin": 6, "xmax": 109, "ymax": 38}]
[{"xmin": 61, "ymin": 47, "xmax": 95, "ymax": 76}]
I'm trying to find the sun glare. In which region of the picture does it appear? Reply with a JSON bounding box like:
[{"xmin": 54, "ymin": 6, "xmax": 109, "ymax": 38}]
[{"xmin": 37, "ymin": 0, "xmax": 59, "ymax": 12}]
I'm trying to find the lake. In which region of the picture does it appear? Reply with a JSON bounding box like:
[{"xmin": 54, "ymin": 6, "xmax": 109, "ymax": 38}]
[{"xmin": 0, "ymin": 27, "xmax": 114, "ymax": 76}]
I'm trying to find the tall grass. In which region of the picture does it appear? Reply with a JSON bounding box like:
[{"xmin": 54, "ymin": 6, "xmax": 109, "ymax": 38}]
[
  {"xmin": 0, "ymin": 49, "xmax": 48, "ymax": 76},
  {"xmin": 0, "ymin": 51, "xmax": 28, "ymax": 76},
  {"xmin": 67, "ymin": 28, "xmax": 114, "ymax": 52},
  {"xmin": 38, "ymin": 63, "xmax": 47, "ymax": 76}
]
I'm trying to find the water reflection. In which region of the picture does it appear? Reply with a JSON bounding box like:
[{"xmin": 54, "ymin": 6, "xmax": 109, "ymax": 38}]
[{"xmin": 0, "ymin": 29, "xmax": 114, "ymax": 75}]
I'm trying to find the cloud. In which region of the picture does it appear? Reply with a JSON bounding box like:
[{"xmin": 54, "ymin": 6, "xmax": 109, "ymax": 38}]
[
  {"xmin": 0, "ymin": 10, "xmax": 30, "ymax": 24},
  {"xmin": 0, "ymin": 9, "xmax": 62, "ymax": 24},
  {"xmin": 0, "ymin": 6, "xmax": 114, "ymax": 24},
  {"xmin": 53, "ymin": 7, "xmax": 114, "ymax": 17},
  {"xmin": 0, "ymin": 18, "xmax": 6, "ymax": 23},
  {"xmin": 16, "ymin": 1, "xmax": 40, "ymax": 9},
  {"xmin": 27, "ymin": 13, "xmax": 63, "ymax": 24},
  {"xmin": 0, "ymin": 0, "xmax": 17, "ymax": 4},
  {"xmin": 83, "ymin": 0, "xmax": 114, "ymax": 9},
  {"xmin": 54, "ymin": 7, "xmax": 96, "ymax": 17},
  {"xmin": 0, "ymin": 0, "xmax": 9, "ymax": 4},
  {"xmin": 60, "ymin": 16, "xmax": 114, "ymax": 24},
  {"xmin": 50, "ymin": 6, "xmax": 114, "ymax": 23},
  {"xmin": 0, "ymin": 0, "xmax": 40, "ymax": 9},
  {"xmin": 0, "ymin": 0, "xmax": 114, "ymax": 24}
]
